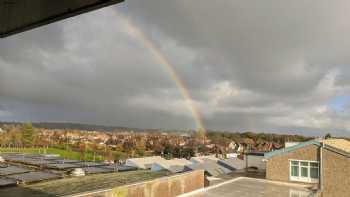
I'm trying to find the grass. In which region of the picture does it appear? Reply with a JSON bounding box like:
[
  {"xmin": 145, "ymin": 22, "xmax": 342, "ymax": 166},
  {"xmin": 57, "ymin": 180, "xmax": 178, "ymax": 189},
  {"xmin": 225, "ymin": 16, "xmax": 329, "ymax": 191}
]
[
  {"xmin": 0, "ymin": 170, "xmax": 168, "ymax": 197},
  {"xmin": 0, "ymin": 147, "xmax": 105, "ymax": 161}
]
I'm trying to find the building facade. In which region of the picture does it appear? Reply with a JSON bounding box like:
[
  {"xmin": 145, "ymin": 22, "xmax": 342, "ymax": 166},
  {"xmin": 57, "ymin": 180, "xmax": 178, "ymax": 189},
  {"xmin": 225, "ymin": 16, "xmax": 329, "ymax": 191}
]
[{"xmin": 265, "ymin": 139, "xmax": 350, "ymax": 197}]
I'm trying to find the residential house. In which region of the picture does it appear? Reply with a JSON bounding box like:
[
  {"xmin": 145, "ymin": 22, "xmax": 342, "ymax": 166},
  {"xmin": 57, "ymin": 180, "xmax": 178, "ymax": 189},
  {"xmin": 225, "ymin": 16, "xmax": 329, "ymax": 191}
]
[{"xmin": 264, "ymin": 139, "xmax": 350, "ymax": 197}]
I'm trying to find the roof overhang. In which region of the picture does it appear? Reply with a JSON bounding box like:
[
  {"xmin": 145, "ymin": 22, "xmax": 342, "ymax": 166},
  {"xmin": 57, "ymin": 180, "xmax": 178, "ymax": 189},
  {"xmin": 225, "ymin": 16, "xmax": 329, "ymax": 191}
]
[
  {"xmin": 324, "ymin": 144, "xmax": 350, "ymax": 158},
  {"xmin": 0, "ymin": 0, "xmax": 124, "ymax": 38},
  {"xmin": 264, "ymin": 141, "xmax": 321, "ymax": 159},
  {"xmin": 264, "ymin": 140, "xmax": 350, "ymax": 159}
]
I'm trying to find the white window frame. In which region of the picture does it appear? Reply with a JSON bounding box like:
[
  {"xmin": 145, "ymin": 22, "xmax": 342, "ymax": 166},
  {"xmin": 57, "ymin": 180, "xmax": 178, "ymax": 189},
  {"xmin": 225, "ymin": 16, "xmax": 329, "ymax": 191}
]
[{"xmin": 289, "ymin": 159, "xmax": 319, "ymax": 183}]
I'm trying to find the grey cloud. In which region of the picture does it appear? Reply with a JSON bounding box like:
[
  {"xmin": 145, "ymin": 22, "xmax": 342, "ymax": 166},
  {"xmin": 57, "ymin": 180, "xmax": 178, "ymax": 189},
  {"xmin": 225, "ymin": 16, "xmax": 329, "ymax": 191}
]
[{"xmin": 0, "ymin": 2, "xmax": 350, "ymax": 136}]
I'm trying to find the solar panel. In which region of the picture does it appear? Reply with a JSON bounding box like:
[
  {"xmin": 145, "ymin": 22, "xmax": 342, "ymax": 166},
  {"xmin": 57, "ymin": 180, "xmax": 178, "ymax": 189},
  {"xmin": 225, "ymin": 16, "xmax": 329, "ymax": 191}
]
[
  {"xmin": 46, "ymin": 163, "xmax": 80, "ymax": 170},
  {"xmin": 7, "ymin": 171, "xmax": 61, "ymax": 183},
  {"xmin": 82, "ymin": 167, "xmax": 114, "ymax": 174},
  {"xmin": 54, "ymin": 159, "xmax": 81, "ymax": 164},
  {"xmin": 0, "ymin": 166, "xmax": 31, "ymax": 176},
  {"xmin": 0, "ymin": 178, "xmax": 17, "ymax": 187},
  {"xmin": 19, "ymin": 158, "xmax": 55, "ymax": 166},
  {"xmin": 76, "ymin": 162, "xmax": 109, "ymax": 167},
  {"xmin": 102, "ymin": 165, "xmax": 138, "ymax": 172}
]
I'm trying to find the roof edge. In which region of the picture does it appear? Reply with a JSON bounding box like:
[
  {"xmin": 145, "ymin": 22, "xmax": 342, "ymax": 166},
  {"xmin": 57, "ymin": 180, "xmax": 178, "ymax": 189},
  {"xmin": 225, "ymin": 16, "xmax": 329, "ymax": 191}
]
[{"xmin": 264, "ymin": 140, "xmax": 321, "ymax": 159}]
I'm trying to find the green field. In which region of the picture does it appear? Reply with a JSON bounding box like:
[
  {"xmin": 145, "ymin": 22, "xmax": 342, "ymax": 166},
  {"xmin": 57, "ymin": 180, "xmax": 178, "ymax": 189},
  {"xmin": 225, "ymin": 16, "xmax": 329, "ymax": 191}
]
[{"xmin": 0, "ymin": 147, "xmax": 105, "ymax": 161}]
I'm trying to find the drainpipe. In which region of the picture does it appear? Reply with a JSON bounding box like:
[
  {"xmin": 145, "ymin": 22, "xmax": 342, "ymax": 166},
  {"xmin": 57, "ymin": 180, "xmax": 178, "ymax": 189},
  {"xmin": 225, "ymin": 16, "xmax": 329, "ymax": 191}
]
[{"xmin": 319, "ymin": 142, "xmax": 324, "ymax": 192}]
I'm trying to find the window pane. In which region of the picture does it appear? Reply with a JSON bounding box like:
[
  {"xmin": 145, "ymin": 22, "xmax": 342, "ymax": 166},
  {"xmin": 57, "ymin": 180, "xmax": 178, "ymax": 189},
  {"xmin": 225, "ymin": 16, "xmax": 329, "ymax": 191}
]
[
  {"xmin": 291, "ymin": 161, "xmax": 299, "ymax": 165},
  {"xmin": 301, "ymin": 167, "xmax": 308, "ymax": 177},
  {"xmin": 300, "ymin": 162, "xmax": 308, "ymax": 166},
  {"xmin": 310, "ymin": 168, "xmax": 319, "ymax": 179},
  {"xmin": 310, "ymin": 162, "xmax": 318, "ymax": 167},
  {"xmin": 291, "ymin": 166, "xmax": 299, "ymax": 177}
]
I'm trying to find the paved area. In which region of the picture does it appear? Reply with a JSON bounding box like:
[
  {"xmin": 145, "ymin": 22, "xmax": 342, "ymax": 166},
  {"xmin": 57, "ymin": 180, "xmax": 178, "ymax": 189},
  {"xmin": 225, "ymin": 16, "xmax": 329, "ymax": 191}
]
[{"xmin": 183, "ymin": 177, "xmax": 312, "ymax": 197}]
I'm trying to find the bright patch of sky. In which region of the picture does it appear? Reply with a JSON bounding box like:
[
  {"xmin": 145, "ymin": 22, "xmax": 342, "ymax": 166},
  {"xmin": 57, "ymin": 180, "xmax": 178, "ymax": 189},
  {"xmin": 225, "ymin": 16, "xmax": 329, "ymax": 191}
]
[{"xmin": 328, "ymin": 96, "xmax": 350, "ymax": 112}]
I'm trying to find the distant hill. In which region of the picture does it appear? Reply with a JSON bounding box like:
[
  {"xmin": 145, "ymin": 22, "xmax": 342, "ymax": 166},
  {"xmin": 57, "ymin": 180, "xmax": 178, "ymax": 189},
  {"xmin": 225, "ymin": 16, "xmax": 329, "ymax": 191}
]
[{"xmin": 0, "ymin": 122, "xmax": 140, "ymax": 132}]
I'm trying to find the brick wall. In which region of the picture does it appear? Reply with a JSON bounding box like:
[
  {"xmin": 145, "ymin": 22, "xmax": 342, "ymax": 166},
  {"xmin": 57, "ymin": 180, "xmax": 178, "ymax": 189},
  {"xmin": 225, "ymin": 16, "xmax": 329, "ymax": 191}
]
[
  {"xmin": 321, "ymin": 149, "xmax": 350, "ymax": 197},
  {"xmin": 71, "ymin": 170, "xmax": 204, "ymax": 197},
  {"xmin": 266, "ymin": 145, "xmax": 320, "ymax": 182}
]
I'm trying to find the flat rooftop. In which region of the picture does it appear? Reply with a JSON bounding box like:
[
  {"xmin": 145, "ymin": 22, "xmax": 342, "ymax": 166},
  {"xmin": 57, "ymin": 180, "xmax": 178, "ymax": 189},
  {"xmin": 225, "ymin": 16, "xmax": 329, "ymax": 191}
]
[
  {"xmin": 0, "ymin": 170, "xmax": 167, "ymax": 197},
  {"xmin": 181, "ymin": 177, "xmax": 313, "ymax": 197}
]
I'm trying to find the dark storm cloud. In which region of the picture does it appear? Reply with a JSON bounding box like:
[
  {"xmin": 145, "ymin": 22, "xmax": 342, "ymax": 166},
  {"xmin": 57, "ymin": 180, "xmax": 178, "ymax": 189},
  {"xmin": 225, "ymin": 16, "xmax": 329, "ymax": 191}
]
[{"xmin": 0, "ymin": 1, "xmax": 350, "ymax": 136}]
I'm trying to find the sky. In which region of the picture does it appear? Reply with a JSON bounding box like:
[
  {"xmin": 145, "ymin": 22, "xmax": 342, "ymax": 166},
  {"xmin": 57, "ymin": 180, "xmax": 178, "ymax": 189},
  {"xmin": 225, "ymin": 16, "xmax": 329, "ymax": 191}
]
[{"xmin": 1, "ymin": 0, "xmax": 350, "ymax": 136}]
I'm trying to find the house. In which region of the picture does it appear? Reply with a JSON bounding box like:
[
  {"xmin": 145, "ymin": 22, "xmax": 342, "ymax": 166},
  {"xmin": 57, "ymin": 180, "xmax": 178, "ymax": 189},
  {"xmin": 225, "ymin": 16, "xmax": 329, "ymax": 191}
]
[
  {"xmin": 264, "ymin": 139, "xmax": 350, "ymax": 197},
  {"xmin": 125, "ymin": 156, "xmax": 166, "ymax": 169}
]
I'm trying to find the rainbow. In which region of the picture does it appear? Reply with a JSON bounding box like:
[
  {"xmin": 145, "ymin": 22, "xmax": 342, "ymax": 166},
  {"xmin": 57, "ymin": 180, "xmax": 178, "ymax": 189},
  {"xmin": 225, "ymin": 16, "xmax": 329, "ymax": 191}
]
[{"xmin": 113, "ymin": 11, "xmax": 206, "ymax": 132}]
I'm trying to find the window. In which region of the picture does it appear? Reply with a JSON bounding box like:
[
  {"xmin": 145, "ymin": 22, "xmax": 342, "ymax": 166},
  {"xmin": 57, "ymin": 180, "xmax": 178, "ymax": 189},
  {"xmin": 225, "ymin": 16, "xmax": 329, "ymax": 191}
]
[{"xmin": 289, "ymin": 160, "xmax": 319, "ymax": 183}]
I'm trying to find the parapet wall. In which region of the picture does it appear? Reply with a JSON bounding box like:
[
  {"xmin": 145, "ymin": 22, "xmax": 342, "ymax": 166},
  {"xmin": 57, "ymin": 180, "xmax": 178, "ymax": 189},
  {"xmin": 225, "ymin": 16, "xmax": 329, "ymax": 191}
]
[{"xmin": 70, "ymin": 170, "xmax": 204, "ymax": 197}]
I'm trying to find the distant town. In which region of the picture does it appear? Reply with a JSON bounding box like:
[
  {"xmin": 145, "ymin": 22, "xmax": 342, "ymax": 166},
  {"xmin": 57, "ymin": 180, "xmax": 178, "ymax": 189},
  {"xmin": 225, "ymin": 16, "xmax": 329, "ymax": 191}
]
[
  {"xmin": 0, "ymin": 122, "xmax": 313, "ymax": 162},
  {"xmin": 0, "ymin": 122, "xmax": 349, "ymax": 197}
]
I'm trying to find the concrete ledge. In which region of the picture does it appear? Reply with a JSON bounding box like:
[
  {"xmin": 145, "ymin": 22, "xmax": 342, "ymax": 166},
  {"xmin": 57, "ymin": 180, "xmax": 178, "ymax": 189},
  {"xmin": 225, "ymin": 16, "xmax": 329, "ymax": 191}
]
[{"xmin": 178, "ymin": 177, "xmax": 312, "ymax": 197}]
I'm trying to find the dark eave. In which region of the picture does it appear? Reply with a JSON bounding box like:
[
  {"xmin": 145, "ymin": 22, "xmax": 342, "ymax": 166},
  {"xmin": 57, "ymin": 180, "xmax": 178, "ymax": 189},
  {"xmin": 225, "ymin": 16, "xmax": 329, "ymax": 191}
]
[{"xmin": 0, "ymin": 0, "xmax": 124, "ymax": 38}]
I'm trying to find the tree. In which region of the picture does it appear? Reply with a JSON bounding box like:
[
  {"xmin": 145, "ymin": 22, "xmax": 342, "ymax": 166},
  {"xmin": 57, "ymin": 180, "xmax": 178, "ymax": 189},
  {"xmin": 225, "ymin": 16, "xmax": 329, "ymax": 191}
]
[
  {"xmin": 325, "ymin": 133, "xmax": 332, "ymax": 139},
  {"xmin": 22, "ymin": 123, "xmax": 37, "ymax": 147},
  {"xmin": 194, "ymin": 129, "xmax": 207, "ymax": 144}
]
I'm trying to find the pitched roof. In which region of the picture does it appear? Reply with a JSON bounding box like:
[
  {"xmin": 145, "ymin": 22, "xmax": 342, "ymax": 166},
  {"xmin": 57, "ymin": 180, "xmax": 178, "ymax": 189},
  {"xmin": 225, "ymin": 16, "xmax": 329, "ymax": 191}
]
[
  {"xmin": 125, "ymin": 156, "xmax": 166, "ymax": 169},
  {"xmin": 185, "ymin": 160, "xmax": 231, "ymax": 177},
  {"xmin": 218, "ymin": 158, "xmax": 246, "ymax": 170},
  {"xmin": 151, "ymin": 159, "xmax": 193, "ymax": 173},
  {"xmin": 323, "ymin": 139, "xmax": 350, "ymax": 154},
  {"xmin": 190, "ymin": 155, "xmax": 219, "ymax": 163}
]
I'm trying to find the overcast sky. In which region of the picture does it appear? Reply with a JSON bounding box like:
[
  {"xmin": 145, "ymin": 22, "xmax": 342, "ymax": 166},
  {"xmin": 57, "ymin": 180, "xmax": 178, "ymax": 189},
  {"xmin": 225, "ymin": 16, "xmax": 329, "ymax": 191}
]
[{"xmin": 1, "ymin": 0, "xmax": 350, "ymax": 136}]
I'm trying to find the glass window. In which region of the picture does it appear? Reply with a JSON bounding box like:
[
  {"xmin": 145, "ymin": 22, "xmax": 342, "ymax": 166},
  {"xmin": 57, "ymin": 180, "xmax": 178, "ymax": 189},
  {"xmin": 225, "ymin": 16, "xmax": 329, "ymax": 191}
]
[
  {"xmin": 301, "ymin": 166, "xmax": 308, "ymax": 177},
  {"xmin": 290, "ymin": 160, "xmax": 319, "ymax": 182},
  {"xmin": 291, "ymin": 165, "xmax": 299, "ymax": 176},
  {"xmin": 310, "ymin": 167, "xmax": 319, "ymax": 179},
  {"xmin": 310, "ymin": 162, "xmax": 318, "ymax": 167}
]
